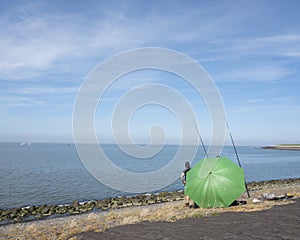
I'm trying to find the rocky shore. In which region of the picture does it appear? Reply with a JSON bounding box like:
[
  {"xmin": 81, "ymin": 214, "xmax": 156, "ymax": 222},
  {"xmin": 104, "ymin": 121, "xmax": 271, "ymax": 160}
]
[
  {"xmin": 0, "ymin": 178, "xmax": 299, "ymax": 240},
  {"xmin": 0, "ymin": 191, "xmax": 184, "ymax": 225},
  {"xmin": 1, "ymin": 178, "xmax": 299, "ymax": 225}
]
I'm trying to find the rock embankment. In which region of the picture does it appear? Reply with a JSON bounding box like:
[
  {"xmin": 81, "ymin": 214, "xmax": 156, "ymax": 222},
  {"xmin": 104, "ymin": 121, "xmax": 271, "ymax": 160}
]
[
  {"xmin": 1, "ymin": 178, "xmax": 299, "ymax": 224},
  {"xmin": 0, "ymin": 191, "xmax": 184, "ymax": 224}
]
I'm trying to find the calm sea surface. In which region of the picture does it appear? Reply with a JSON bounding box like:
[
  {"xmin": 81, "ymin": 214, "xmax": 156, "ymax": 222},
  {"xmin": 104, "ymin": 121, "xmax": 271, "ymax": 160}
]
[{"xmin": 0, "ymin": 143, "xmax": 299, "ymax": 209}]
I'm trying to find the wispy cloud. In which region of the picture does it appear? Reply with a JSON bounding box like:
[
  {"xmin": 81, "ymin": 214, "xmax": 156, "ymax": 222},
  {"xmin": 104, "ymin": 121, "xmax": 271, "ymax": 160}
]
[
  {"xmin": 200, "ymin": 33, "xmax": 300, "ymax": 83},
  {"xmin": 0, "ymin": 1, "xmax": 266, "ymax": 81},
  {"xmin": 1, "ymin": 0, "xmax": 300, "ymax": 143},
  {"xmin": 10, "ymin": 86, "xmax": 78, "ymax": 95},
  {"xmin": 0, "ymin": 85, "xmax": 77, "ymax": 108},
  {"xmin": 246, "ymin": 99, "xmax": 265, "ymax": 103},
  {"xmin": 213, "ymin": 62, "xmax": 292, "ymax": 82},
  {"xmin": 242, "ymin": 35, "xmax": 300, "ymax": 59},
  {"xmin": 0, "ymin": 95, "xmax": 45, "ymax": 108}
]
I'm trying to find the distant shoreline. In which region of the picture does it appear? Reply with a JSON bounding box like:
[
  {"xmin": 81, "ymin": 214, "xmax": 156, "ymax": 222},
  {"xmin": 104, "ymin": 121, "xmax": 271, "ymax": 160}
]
[{"xmin": 261, "ymin": 144, "xmax": 300, "ymax": 151}]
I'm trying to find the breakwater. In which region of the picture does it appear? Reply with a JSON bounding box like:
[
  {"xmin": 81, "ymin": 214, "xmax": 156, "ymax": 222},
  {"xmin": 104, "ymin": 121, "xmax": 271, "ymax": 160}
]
[
  {"xmin": 261, "ymin": 144, "xmax": 300, "ymax": 151},
  {"xmin": 0, "ymin": 191, "xmax": 184, "ymax": 225}
]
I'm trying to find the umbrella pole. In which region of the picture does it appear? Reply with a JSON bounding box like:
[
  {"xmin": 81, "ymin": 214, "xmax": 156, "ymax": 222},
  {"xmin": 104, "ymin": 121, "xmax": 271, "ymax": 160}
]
[
  {"xmin": 225, "ymin": 117, "xmax": 251, "ymax": 199},
  {"xmin": 192, "ymin": 117, "xmax": 208, "ymax": 158}
]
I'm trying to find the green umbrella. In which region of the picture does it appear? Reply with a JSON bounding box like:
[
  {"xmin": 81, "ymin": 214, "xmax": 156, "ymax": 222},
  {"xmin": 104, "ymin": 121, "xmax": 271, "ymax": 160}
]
[{"xmin": 185, "ymin": 156, "xmax": 246, "ymax": 208}]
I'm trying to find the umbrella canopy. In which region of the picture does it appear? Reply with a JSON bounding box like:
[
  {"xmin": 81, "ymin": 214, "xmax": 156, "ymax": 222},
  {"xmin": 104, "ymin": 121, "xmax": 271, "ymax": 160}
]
[{"xmin": 185, "ymin": 156, "xmax": 246, "ymax": 208}]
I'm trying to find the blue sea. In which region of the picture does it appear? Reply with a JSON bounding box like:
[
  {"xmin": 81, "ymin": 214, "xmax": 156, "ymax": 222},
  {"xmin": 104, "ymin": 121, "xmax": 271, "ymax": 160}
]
[{"xmin": 0, "ymin": 142, "xmax": 299, "ymax": 209}]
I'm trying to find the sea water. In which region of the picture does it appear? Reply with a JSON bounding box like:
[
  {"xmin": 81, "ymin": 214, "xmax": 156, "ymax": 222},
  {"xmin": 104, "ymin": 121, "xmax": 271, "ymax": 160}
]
[{"xmin": 0, "ymin": 142, "xmax": 299, "ymax": 209}]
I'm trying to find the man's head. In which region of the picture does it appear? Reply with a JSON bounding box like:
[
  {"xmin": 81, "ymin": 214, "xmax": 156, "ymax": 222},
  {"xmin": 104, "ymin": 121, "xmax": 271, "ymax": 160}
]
[{"xmin": 185, "ymin": 161, "xmax": 190, "ymax": 168}]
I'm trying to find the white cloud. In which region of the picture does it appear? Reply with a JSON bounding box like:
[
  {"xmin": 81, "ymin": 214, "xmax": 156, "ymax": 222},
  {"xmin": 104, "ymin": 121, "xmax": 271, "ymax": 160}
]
[
  {"xmin": 214, "ymin": 34, "xmax": 300, "ymax": 59},
  {"xmin": 281, "ymin": 52, "xmax": 300, "ymax": 57},
  {"xmin": 215, "ymin": 63, "xmax": 292, "ymax": 82},
  {"xmin": 0, "ymin": 16, "xmax": 76, "ymax": 79},
  {"xmin": 1, "ymin": 1, "xmax": 300, "ymax": 143},
  {"xmin": 0, "ymin": 1, "xmax": 257, "ymax": 81},
  {"xmin": 0, "ymin": 95, "xmax": 45, "ymax": 108},
  {"xmin": 10, "ymin": 86, "xmax": 78, "ymax": 95},
  {"xmin": 1, "ymin": 1, "xmax": 299, "ymax": 83},
  {"xmin": 246, "ymin": 99, "xmax": 264, "ymax": 103},
  {"xmin": 0, "ymin": 85, "xmax": 77, "ymax": 109}
]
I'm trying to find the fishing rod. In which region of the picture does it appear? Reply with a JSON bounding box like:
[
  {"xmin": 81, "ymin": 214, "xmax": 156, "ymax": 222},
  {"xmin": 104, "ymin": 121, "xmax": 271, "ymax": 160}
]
[
  {"xmin": 225, "ymin": 116, "xmax": 251, "ymax": 199},
  {"xmin": 192, "ymin": 117, "xmax": 208, "ymax": 158}
]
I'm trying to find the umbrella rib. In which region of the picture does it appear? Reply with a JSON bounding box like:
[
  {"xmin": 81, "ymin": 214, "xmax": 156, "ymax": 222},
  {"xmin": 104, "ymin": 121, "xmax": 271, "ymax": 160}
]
[
  {"xmin": 189, "ymin": 180, "xmax": 200, "ymax": 201},
  {"xmin": 204, "ymin": 174, "xmax": 213, "ymax": 208},
  {"xmin": 210, "ymin": 175, "xmax": 217, "ymax": 208},
  {"xmin": 215, "ymin": 188, "xmax": 227, "ymax": 207},
  {"xmin": 186, "ymin": 178, "xmax": 204, "ymax": 206},
  {"xmin": 214, "ymin": 173, "xmax": 245, "ymax": 205}
]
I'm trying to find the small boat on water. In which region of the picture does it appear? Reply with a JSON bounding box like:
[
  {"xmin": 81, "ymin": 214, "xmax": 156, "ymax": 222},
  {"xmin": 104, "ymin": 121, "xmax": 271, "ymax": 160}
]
[{"xmin": 20, "ymin": 142, "xmax": 32, "ymax": 146}]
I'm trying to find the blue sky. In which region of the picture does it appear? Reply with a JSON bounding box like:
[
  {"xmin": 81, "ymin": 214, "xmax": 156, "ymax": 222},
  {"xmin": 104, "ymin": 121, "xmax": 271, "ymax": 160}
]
[{"xmin": 1, "ymin": 0, "xmax": 300, "ymax": 145}]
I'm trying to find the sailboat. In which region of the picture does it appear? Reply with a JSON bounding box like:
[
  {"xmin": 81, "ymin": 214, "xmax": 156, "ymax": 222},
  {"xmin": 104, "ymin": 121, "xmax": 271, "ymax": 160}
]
[{"xmin": 20, "ymin": 141, "xmax": 32, "ymax": 146}]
